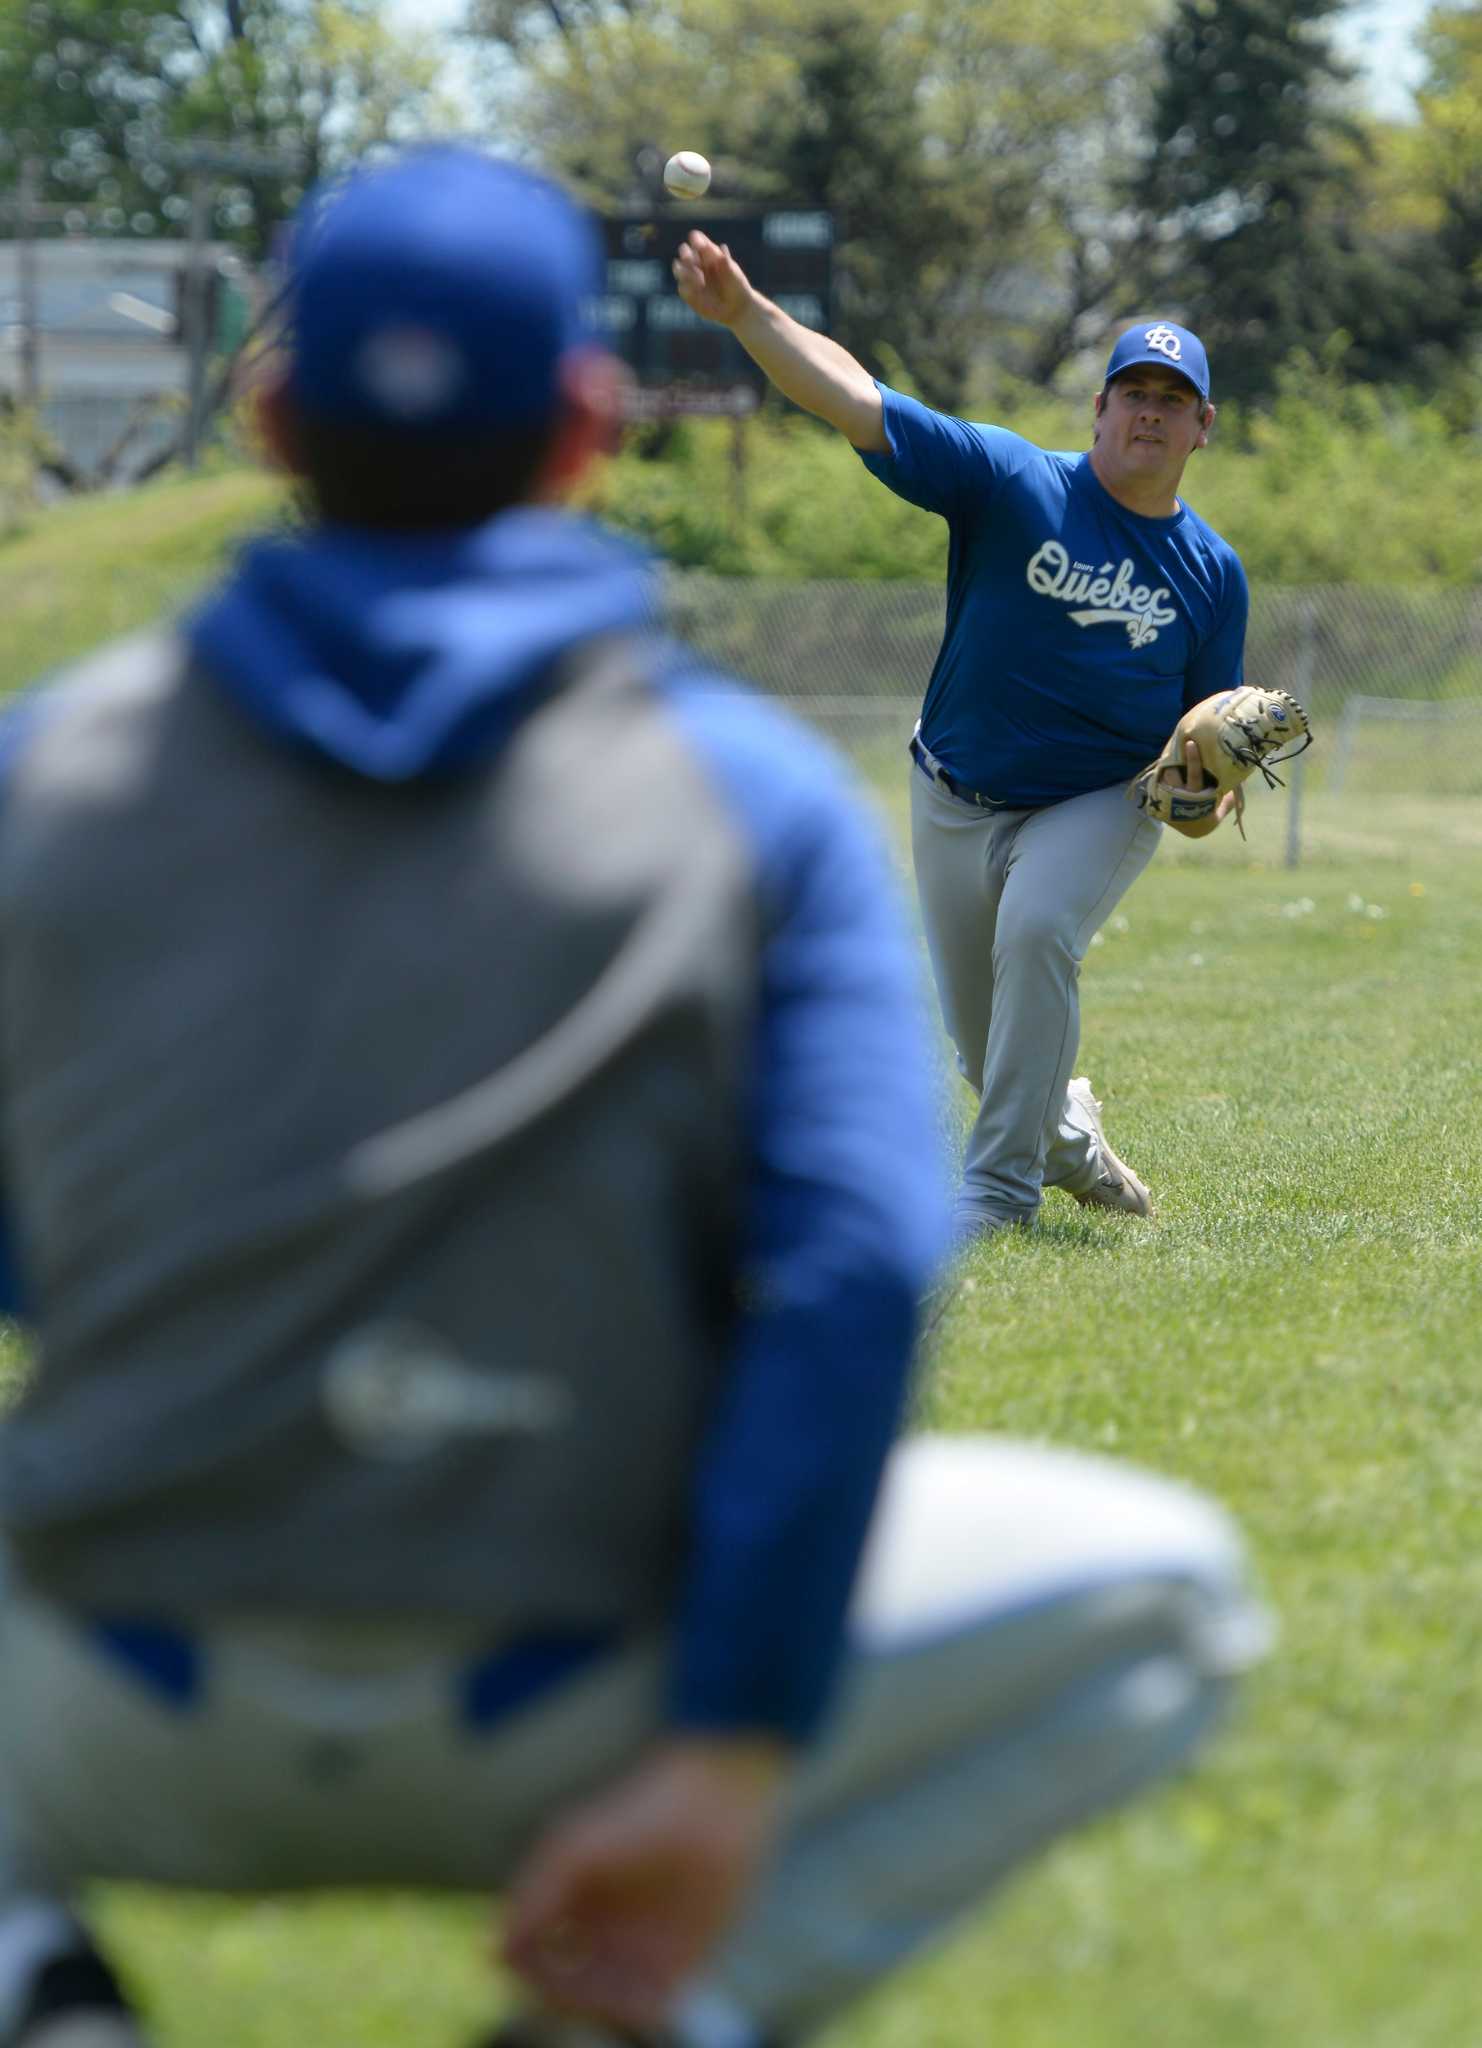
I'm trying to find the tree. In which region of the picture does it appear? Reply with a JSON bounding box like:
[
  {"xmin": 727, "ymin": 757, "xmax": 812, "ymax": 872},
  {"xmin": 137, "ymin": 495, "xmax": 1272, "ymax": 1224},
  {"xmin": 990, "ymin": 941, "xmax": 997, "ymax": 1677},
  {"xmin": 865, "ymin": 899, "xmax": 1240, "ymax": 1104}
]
[
  {"xmin": 468, "ymin": 0, "xmax": 967, "ymax": 401},
  {"xmin": 914, "ymin": 0, "xmax": 1166, "ymax": 389},
  {"xmin": 1410, "ymin": 4, "xmax": 1482, "ymax": 358},
  {"xmin": 1125, "ymin": 0, "xmax": 1435, "ymax": 406},
  {"xmin": 743, "ymin": 9, "xmax": 969, "ymax": 399},
  {"xmin": 468, "ymin": 0, "xmax": 1165, "ymax": 408},
  {"xmin": 467, "ymin": 0, "xmax": 643, "ymax": 50},
  {"xmin": 0, "ymin": 1, "xmax": 452, "ymax": 255}
]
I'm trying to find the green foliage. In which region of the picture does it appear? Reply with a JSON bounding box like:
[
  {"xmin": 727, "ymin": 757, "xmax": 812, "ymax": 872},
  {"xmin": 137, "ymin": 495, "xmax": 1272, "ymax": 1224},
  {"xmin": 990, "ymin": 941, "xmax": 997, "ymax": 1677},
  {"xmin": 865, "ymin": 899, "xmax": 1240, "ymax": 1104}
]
[
  {"xmin": 0, "ymin": 1, "xmax": 450, "ymax": 255},
  {"xmin": 1408, "ymin": 2, "xmax": 1482, "ymax": 378},
  {"xmin": 914, "ymin": 0, "xmax": 1167, "ymax": 388},
  {"xmin": 3, "ymin": 371, "xmax": 1480, "ymax": 602},
  {"xmin": 754, "ymin": 9, "xmax": 966, "ymax": 403},
  {"xmin": 466, "ymin": 0, "xmax": 1480, "ymax": 417},
  {"xmin": 471, "ymin": 0, "xmax": 1165, "ymax": 408},
  {"xmin": 578, "ymin": 411, "xmax": 948, "ymax": 578},
  {"xmin": 1126, "ymin": 0, "xmax": 1452, "ymax": 405},
  {"xmin": 579, "ymin": 373, "xmax": 1482, "ymax": 586},
  {"xmin": 1192, "ymin": 358, "xmax": 1482, "ymax": 584},
  {"xmin": 1416, "ymin": 2, "xmax": 1482, "ymax": 216}
]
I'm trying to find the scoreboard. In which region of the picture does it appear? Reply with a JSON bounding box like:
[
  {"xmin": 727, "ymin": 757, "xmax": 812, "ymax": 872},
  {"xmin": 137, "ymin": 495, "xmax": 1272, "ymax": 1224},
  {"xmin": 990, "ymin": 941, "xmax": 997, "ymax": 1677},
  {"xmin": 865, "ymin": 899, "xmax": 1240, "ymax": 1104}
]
[{"xmin": 592, "ymin": 208, "xmax": 834, "ymax": 417}]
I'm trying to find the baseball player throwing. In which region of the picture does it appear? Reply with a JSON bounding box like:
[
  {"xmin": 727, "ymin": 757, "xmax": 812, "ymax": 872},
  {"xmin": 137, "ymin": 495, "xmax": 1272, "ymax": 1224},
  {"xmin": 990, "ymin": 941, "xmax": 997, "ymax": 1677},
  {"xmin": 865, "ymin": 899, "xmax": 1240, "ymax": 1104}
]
[{"xmin": 676, "ymin": 235, "xmax": 1252, "ymax": 1240}]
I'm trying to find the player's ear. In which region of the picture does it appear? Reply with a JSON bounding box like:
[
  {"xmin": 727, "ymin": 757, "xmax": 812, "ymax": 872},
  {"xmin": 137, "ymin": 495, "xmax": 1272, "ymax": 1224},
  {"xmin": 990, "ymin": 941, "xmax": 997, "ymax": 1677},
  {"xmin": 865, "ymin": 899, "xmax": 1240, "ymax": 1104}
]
[
  {"xmin": 253, "ymin": 367, "xmax": 307, "ymax": 478},
  {"xmin": 1196, "ymin": 400, "xmax": 1216, "ymax": 448},
  {"xmin": 535, "ymin": 348, "xmax": 634, "ymax": 499}
]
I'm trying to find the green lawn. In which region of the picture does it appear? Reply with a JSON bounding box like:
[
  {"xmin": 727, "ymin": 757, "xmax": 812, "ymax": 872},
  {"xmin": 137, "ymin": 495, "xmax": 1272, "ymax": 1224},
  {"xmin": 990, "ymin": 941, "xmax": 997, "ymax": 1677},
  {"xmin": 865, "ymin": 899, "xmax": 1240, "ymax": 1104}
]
[
  {"xmin": 0, "ymin": 466, "xmax": 281, "ymax": 696},
  {"xmin": 880, "ymin": 838, "xmax": 1482, "ymax": 2048},
  {"xmin": 1, "ymin": 478, "xmax": 1480, "ymax": 2046}
]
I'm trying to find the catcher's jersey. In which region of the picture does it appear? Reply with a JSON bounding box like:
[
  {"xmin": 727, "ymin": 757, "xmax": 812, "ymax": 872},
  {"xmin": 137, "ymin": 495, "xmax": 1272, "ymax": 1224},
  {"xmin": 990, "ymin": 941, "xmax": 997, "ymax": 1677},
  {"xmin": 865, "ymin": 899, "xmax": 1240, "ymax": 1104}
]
[{"xmin": 860, "ymin": 386, "xmax": 1249, "ymax": 805}]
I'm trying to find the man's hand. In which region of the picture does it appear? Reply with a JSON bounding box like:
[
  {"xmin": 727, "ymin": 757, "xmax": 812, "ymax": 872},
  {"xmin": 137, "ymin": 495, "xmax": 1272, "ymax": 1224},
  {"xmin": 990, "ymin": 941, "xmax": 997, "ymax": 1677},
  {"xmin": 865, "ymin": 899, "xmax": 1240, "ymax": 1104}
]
[
  {"xmin": 1159, "ymin": 738, "xmax": 1237, "ymax": 840},
  {"xmin": 673, "ymin": 233, "xmax": 754, "ymax": 328},
  {"xmin": 501, "ymin": 1735, "xmax": 791, "ymax": 2033}
]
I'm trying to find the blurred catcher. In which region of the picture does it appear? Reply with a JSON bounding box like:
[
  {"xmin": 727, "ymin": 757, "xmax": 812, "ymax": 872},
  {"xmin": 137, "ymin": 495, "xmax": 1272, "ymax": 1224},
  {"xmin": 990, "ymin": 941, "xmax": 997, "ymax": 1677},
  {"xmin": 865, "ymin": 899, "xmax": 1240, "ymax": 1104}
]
[{"xmin": 0, "ymin": 148, "xmax": 1266, "ymax": 2048}]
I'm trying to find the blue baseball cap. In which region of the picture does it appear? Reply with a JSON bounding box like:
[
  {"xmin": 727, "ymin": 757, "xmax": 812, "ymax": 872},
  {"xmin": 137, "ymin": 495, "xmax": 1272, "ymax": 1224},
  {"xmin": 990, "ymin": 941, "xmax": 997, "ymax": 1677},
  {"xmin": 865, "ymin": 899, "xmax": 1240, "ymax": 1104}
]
[
  {"xmin": 286, "ymin": 146, "xmax": 603, "ymax": 432},
  {"xmin": 1104, "ymin": 321, "xmax": 1211, "ymax": 405}
]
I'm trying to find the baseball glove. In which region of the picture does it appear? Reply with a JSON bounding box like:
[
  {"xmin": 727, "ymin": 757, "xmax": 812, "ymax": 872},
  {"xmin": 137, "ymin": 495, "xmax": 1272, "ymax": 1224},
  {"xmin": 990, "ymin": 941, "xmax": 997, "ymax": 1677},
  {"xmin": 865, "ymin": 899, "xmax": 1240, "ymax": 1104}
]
[{"xmin": 1128, "ymin": 685, "xmax": 1313, "ymax": 837}]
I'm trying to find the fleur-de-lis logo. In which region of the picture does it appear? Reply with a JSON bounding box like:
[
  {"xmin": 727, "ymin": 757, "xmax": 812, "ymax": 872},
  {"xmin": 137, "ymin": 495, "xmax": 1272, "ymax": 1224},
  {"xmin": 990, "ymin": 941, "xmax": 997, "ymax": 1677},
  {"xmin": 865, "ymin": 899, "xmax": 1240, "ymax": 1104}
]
[{"xmin": 1144, "ymin": 323, "xmax": 1183, "ymax": 361}]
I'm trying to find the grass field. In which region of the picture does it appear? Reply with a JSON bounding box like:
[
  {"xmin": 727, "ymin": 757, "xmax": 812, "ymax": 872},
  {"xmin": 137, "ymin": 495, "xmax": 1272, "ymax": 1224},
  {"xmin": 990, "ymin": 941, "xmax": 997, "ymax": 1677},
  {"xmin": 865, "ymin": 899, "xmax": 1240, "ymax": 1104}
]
[
  {"xmin": 2, "ymin": 478, "xmax": 1480, "ymax": 2046},
  {"xmin": 0, "ymin": 467, "xmax": 281, "ymax": 695}
]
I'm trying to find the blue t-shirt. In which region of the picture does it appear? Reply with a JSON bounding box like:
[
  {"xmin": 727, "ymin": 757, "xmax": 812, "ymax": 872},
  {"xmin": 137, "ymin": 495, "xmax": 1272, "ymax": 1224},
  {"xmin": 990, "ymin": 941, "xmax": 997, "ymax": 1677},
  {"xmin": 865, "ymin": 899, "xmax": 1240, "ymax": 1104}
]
[{"xmin": 860, "ymin": 386, "xmax": 1250, "ymax": 806}]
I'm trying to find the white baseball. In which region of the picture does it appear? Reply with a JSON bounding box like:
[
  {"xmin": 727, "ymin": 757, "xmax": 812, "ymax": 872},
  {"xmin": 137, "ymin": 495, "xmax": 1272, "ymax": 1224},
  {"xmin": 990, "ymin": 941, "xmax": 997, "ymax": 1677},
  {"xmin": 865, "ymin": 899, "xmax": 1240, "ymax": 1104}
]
[{"xmin": 663, "ymin": 150, "xmax": 711, "ymax": 199}]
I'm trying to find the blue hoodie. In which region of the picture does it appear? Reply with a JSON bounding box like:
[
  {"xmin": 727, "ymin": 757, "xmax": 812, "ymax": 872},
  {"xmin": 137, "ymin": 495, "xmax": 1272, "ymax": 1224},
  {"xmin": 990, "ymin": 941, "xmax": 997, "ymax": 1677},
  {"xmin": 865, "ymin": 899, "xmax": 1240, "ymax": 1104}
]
[{"xmin": 2, "ymin": 506, "xmax": 950, "ymax": 1743}]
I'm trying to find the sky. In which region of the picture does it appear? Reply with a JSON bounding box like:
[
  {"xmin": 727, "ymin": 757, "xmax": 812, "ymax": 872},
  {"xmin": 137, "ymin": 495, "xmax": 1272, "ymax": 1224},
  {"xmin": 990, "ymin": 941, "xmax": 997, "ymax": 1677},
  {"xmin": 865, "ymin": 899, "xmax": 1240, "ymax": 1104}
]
[
  {"xmin": 394, "ymin": 0, "xmax": 1439, "ymax": 126},
  {"xmin": 1335, "ymin": 0, "xmax": 1434, "ymax": 116}
]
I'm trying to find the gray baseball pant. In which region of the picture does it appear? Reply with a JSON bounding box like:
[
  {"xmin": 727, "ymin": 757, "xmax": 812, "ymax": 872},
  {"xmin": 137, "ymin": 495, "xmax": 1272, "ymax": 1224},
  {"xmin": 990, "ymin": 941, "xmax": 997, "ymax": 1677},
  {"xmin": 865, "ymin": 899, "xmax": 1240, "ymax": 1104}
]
[
  {"xmin": 0, "ymin": 1437, "xmax": 1266, "ymax": 2046},
  {"xmin": 909, "ymin": 765, "xmax": 1164, "ymax": 1234}
]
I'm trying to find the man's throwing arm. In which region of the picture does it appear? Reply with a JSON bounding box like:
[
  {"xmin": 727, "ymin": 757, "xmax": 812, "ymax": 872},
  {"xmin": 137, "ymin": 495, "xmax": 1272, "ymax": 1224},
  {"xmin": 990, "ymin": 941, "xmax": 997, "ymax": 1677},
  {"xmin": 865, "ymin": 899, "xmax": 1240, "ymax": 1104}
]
[{"xmin": 673, "ymin": 232, "xmax": 887, "ymax": 452}]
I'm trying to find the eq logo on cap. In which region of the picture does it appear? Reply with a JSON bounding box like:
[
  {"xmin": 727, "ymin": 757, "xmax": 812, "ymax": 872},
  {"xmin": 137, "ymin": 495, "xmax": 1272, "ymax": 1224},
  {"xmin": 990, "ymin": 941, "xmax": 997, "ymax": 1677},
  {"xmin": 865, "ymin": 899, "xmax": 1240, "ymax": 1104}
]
[{"xmin": 1143, "ymin": 324, "xmax": 1184, "ymax": 362}]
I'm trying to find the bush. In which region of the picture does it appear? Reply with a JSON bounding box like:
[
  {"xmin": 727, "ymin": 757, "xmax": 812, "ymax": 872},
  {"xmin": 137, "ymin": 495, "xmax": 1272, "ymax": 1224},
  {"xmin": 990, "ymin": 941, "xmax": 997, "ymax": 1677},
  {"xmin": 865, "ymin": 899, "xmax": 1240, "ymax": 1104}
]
[
  {"xmin": 1195, "ymin": 362, "xmax": 1482, "ymax": 585},
  {"xmin": 581, "ymin": 367, "xmax": 1482, "ymax": 586},
  {"xmin": 5, "ymin": 361, "xmax": 1481, "ymax": 609},
  {"xmin": 578, "ymin": 410, "xmax": 950, "ymax": 579}
]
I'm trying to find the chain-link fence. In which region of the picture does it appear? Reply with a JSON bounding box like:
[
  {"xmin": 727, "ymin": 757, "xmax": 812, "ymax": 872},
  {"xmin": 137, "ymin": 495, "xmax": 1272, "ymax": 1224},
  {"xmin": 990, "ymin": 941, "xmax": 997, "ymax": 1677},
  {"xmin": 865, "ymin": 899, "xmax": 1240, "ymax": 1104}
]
[{"xmin": 665, "ymin": 577, "xmax": 1482, "ymax": 864}]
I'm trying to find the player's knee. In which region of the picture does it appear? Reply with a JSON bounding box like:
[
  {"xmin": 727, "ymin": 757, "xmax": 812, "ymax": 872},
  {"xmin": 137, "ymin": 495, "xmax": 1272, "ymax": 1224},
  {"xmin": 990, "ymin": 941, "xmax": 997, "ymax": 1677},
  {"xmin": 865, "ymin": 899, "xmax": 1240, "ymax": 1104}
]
[
  {"xmin": 991, "ymin": 903, "xmax": 1076, "ymax": 969},
  {"xmin": 853, "ymin": 1439, "xmax": 1269, "ymax": 1664}
]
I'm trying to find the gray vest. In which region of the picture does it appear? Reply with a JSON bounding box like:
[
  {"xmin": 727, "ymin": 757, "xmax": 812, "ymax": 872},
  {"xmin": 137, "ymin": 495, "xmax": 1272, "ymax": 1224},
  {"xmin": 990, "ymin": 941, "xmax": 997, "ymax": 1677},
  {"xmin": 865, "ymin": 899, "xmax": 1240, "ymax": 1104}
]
[{"xmin": 0, "ymin": 631, "xmax": 757, "ymax": 1626}]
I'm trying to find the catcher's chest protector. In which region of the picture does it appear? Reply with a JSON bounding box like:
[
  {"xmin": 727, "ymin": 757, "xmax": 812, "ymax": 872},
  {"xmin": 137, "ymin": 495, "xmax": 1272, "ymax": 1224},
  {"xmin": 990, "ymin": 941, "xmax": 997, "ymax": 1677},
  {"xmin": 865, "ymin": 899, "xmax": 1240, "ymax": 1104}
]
[{"xmin": 0, "ymin": 632, "xmax": 759, "ymax": 1625}]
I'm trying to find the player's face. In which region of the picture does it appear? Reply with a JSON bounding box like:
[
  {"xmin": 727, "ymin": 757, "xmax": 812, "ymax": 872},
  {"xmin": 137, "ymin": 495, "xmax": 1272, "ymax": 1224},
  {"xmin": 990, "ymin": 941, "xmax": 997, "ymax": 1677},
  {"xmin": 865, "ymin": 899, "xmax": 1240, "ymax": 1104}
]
[{"xmin": 1093, "ymin": 366, "xmax": 1211, "ymax": 500}]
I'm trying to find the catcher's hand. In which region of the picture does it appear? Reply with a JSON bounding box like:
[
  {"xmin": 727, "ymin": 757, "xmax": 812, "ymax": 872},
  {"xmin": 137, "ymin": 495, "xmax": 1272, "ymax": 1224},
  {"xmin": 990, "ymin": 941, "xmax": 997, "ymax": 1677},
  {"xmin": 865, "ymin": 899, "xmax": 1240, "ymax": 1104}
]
[
  {"xmin": 1128, "ymin": 685, "xmax": 1313, "ymax": 839},
  {"xmin": 502, "ymin": 1736, "xmax": 788, "ymax": 2032}
]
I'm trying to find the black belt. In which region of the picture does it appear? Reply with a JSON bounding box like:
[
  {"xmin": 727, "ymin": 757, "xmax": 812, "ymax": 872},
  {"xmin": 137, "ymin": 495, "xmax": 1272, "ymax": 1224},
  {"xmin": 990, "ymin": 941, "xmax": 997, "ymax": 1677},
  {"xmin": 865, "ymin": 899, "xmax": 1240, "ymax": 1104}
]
[{"xmin": 909, "ymin": 733, "xmax": 1015, "ymax": 812}]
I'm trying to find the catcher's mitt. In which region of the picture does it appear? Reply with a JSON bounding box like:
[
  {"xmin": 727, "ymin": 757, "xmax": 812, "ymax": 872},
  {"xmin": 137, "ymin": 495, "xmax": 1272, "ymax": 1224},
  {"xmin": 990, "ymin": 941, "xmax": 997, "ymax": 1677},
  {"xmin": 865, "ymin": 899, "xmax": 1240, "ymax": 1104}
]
[{"xmin": 1128, "ymin": 685, "xmax": 1313, "ymax": 836}]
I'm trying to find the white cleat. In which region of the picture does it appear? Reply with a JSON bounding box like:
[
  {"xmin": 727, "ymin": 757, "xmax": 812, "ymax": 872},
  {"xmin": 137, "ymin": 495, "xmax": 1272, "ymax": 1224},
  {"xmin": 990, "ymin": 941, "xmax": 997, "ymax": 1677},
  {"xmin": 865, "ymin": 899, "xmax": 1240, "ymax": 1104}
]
[{"xmin": 1066, "ymin": 1077, "xmax": 1155, "ymax": 1218}]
